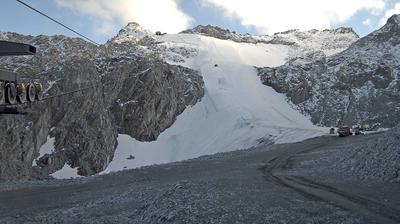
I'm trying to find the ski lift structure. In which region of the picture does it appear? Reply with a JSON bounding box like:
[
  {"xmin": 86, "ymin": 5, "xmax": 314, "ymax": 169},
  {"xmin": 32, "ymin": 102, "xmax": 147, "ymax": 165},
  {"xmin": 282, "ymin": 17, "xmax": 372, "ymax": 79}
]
[
  {"xmin": 0, "ymin": 40, "xmax": 43, "ymax": 114},
  {"xmin": 0, "ymin": 40, "xmax": 152, "ymax": 115}
]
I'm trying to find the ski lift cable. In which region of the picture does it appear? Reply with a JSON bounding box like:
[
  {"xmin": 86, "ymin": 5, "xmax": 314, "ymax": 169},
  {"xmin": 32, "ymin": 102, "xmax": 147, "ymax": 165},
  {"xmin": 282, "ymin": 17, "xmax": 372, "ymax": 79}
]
[
  {"xmin": 42, "ymin": 68, "xmax": 152, "ymax": 101},
  {"xmin": 0, "ymin": 67, "xmax": 152, "ymax": 113},
  {"xmin": 13, "ymin": 82, "xmax": 105, "ymax": 106},
  {"xmin": 16, "ymin": 67, "xmax": 153, "ymax": 105},
  {"xmin": 41, "ymin": 85, "xmax": 97, "ymax": 101},
  {"xmin": 15, "ymin": 0, "xmax": 99, "ymax": 46}
]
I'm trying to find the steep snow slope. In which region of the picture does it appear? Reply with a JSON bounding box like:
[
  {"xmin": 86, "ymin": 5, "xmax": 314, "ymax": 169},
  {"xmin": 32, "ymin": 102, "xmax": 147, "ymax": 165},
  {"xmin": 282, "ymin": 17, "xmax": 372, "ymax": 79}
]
[{"xmin": 103, "ymin": 34, "xmax": 325, "ymax": 173}]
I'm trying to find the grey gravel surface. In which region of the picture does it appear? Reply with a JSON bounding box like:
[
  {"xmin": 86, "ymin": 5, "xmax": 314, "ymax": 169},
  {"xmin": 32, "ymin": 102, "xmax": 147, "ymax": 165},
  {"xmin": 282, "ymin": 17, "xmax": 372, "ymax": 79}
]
[
  {"xmin": 3, "ymin": 134, "xmax": 397, "ymax": 223},
  {"xmin": 282, "ymin": 127, "xmax": 400, "ymax": 215},
  {"xmin": 285, "ymin": 125, "xmax": 400, "ymax": 183}
]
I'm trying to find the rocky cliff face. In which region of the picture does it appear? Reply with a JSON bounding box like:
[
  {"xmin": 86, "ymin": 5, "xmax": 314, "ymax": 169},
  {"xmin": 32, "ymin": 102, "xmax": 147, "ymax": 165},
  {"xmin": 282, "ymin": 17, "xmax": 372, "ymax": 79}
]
[
  {"xmin": 258, "ymin": 15, "xmax": 400, "ymax": 128},
  {"xmin": 109, "ymin": 22, "xmax": 156, "ymax": 45},
  {"xmin": 0, "ymin": 29, "xmax": 204, "ymax": 180},
  {"xmin": 181, "ymin": 25, "xmax": 257, "ymax": 43},
  {"xmin": 182, "ymin": 25, "xmax": 358, "ymax": 56},
  {"xmin": 182, "ymin": 25, "xmax": 358, "ymax": 63}
]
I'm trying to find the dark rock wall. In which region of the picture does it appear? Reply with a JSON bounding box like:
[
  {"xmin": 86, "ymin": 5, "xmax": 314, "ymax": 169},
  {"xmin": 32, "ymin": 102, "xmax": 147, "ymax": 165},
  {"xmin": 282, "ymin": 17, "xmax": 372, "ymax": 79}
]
[
  {"xmin": 258, "ymin": 15, "xmax": 400, "ymax": 128},
  {"xmin": 0, "ymin": 33, "xmax": 204, "ymax": 180}
]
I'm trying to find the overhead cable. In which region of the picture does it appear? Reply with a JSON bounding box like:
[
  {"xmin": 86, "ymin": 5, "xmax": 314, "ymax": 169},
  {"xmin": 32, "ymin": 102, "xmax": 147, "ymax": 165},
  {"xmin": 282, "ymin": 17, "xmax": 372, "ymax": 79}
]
[{"xmin": 15, "ymin": 0, "xmax": 99, "ymax": 46}]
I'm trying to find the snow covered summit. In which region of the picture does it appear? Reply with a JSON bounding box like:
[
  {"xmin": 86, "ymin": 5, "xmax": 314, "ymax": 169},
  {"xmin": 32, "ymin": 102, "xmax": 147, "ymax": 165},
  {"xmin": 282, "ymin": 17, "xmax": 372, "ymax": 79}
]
[
  {"xmin": 110, "ymin": 22, "xmax": 155, "ymax": 44},
  {"xmin": 103, "ymin": 27, "xmax": 358, "ymax": 172}
]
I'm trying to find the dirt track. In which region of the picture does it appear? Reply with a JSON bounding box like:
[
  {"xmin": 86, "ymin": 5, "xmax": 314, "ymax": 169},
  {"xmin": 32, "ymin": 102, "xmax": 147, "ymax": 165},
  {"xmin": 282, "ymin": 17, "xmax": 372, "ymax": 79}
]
[
  {"xmin": 261, "ymin": 142, "xmax": 400, "ymax": 224},
  {"xmin": 0, "ymin": 133, "xmax": 399, "ymax": 224}
]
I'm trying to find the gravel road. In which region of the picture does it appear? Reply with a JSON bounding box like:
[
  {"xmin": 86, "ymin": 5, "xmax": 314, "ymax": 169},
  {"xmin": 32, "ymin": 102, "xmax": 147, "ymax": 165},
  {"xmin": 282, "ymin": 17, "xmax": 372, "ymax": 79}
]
[{"xmin": 0, "ymin": 133, "xmax": 398, "ymax": 224}]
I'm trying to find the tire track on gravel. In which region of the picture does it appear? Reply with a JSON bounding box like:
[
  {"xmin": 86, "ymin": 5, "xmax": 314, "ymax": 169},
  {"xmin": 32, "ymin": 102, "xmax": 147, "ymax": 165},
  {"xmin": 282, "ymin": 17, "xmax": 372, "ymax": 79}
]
[{"xmin": 260, "ymin": 143, "xmax": 400, "ymax": 224}]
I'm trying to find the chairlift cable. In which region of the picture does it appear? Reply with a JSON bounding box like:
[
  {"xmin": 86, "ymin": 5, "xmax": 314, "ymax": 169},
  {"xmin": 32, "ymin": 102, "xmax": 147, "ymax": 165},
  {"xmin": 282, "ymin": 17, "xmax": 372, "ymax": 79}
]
[
  {"xmin": 18, "ymin": 68, "xmax": 152, "ymax": 104},
  {"xmin": 15, "ymin": 0, "xmax": 99, "ymax": 46}
]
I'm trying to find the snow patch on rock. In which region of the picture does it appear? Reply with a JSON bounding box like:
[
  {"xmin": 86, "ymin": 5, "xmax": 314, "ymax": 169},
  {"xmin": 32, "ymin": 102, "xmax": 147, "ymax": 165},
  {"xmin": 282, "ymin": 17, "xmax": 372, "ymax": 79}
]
[
  {"xmin": 51, "ymin": 163, "xmax": 82, "ymax": 179},
  {"xmin": 32, "ymin": 136, "xmax": 55, "ymax": 167}
]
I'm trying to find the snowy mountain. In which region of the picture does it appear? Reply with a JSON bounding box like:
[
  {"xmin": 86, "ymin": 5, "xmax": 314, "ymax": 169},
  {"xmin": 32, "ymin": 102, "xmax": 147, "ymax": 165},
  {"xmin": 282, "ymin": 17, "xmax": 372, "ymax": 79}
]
[
  {"xmin": 258, "ymin": 14, "xmax": 400, "ymax": 128},
  {"xmin": 181, "ymin": 25, "xmax": 258, "ymax": 43},
  {"xmin": 102, "ymin": 24, "xmax": 359, "ymax": 173},
  {"xmin": 2, "ymin": 17, "xmax": 393, "ymax": 179},
  {"xmin": 182, "ymin": 25, "xmax": 358, "ymax": 59},
  {"xmin": 109, "ymin": 22, "xmax": 155, "ymax": 44},
  {"xmin": 0, "ymin": 32, "xmax": 204, "ymax": 180}
]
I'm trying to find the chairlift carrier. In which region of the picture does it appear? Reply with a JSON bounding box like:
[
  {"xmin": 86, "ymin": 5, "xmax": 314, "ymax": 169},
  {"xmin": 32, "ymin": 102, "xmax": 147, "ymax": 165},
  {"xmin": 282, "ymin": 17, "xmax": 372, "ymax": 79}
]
[{"xmin": 0, "ymin": 41, "xmax": 43, "ymax": 114}]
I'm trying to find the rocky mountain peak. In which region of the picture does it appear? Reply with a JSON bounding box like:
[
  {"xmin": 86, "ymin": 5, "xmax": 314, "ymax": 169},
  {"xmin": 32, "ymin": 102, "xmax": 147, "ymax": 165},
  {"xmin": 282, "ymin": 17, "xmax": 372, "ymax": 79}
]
[
  {"xmin": 110, "ymin": 22, "xmax": 154, "ymax": 44},
  {"xmin": 181, "ymin": 24, "xmax": 358, "ymax": 49},
  {"xmin": 258, "ymin": 15, "xmax": 400, "ymax": 128},
  {"xmin": 379, "ymin": 14, "xmax": 400, "ymax": 34},
  {"xmin": 355, "ymin": 14, "xmax": 400, "ymax": 47},
  {"xmin": 272, "ymin": 27, "xmax": 358, "ymax": 39},
  {"xmin": 273, "ymin": 29, "xmax": 301, "ymax": 35},
  {"xmin": 181, "ymin": 24, "xmax": 250, "ymax": 42},
  {"xmin": 331, "ymin": 27, "xmax": 359, "ymax": 37},
  {"xmin": 182, "ymin": 25, "xmax": 228, "ymax": 34},
  {"xmin": 387, "ymin": 14, "xmax": 400, "ymax": 26}
]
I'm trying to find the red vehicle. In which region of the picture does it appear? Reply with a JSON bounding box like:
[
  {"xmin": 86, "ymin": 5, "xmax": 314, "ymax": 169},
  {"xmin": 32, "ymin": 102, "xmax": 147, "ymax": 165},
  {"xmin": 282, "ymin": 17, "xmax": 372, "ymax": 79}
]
[{"xmin": 338, "ymin": 123, "xmax": 352, "ymax": 137}]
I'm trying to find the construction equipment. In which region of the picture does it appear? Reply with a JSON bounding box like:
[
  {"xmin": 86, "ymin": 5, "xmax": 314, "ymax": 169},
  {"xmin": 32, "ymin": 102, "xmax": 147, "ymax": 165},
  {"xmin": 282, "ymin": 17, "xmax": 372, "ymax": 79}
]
[
  {"xmin": 155, "ymin": 31, "xmax": 166, "ymax": 36},
  {"xmin": 0, "ymin": 41, "xmax": 43, "ymax": 114},
  {"xmin": 353, "ymin": 126, "xmax": 362, "ymax": 135},
  {"xmin": 338, "ymin": 122, "xmax": 352, "ymax": 137}
]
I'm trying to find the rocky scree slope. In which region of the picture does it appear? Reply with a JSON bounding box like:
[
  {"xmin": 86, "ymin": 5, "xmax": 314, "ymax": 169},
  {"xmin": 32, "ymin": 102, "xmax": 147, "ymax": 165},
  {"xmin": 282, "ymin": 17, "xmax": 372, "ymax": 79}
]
[
  {"xmin": 337, "ymin": 124, "xmax": 400, "ymax": 183},
  {"xmin": 258, "ymin": 15, "xmax": 400, "ymax": 128},
  {"xmin": 0, "ymin": 32, "xmax": 204, "ymax": 181},
  {"xmin": 294, "ymin": 124, "xmax": 400, "ymax": 184}
]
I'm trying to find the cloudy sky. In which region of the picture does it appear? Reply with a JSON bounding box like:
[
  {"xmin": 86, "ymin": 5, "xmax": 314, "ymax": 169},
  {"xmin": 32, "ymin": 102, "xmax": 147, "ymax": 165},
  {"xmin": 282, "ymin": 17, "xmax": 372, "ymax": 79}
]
[{"xmin": 1, "ymin": 0, "xmax": 400, "ymax": 43}]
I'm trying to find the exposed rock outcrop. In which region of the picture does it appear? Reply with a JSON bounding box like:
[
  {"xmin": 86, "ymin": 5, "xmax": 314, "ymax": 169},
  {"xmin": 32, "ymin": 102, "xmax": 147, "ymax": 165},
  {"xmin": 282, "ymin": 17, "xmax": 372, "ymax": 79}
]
[
  {"xmin": 109, "ymin": 22, "xmax": 155, "ymax": 44},
  {"xmin": 181, "ymin": 25, "xmax": 257, "ymax": 43},
  {"xmin": 0, "ymin": 29, "xmax": 204, "ymax": 180},
  {"xmin": 258, "ymin": 15, "xmax": 400, "ymax": 128},
  {"xmin": 182, "ymin": 24, "xmax": 358, "ymax": 63},
  {"xmin": 182, "ymin": 25, "xmax": 358, "ymax": 55}
]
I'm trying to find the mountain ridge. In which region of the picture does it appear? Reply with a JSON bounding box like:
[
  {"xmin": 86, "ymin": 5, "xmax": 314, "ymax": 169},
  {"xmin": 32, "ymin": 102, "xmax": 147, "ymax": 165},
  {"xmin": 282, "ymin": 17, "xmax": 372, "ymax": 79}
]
[
  {"xmin": 0, "ymin": 15, "xmax": 398, "ymax": 180},
  {"xmin": 258, "ymin": 14, "xmax": 400, "ymax": 128},
  {"xmin": 0, "ymin": 31, "xmax": 204, "ymax": 180}
]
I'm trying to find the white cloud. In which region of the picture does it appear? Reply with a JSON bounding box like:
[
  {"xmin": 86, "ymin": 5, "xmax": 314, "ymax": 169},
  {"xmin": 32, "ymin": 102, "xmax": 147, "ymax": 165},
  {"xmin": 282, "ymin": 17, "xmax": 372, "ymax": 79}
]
[
  {"xmin": 199, "ymin": 0, "xmax": 386, "ymax": 34},
  {"xmin": 55, "ymin": 0, "xmax": 192, "ymax": 35},
  {"xmin": 380, "ymin": 2, "xmax": 400, "ymax": 26},
  {"xmin": 363, "ymin": 18, "xmax": 373, "ymax": 27}
]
